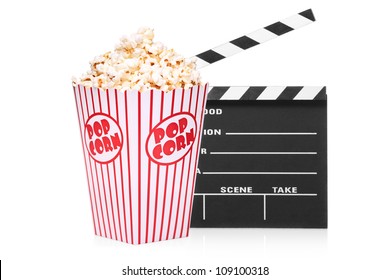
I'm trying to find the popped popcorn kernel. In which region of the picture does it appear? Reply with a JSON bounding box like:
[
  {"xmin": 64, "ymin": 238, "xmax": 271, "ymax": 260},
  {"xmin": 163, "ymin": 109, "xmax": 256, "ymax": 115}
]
[{"xmin": 73, "ymin": 28, "xmax": 202, "ymax": 92}]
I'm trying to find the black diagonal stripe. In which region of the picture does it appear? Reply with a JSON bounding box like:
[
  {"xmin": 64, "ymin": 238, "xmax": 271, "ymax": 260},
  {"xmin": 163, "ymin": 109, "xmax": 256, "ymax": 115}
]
[
  {"xmin": 277, "ymin": 87, "xmax": 304, "ymax": 100},
  {"xmin": 239, "ymin": 87, "xmax": 267, "ymax": 100},
  {"xmin": 196, "ymin": 50, "xmax": 225, "ymax": 64},
  {"xmin": 207, "ymin": 87, "xmax": 230, "ymax": 100},
  {"xmin": 265, "ymin": 22, "xmax": 294, "ymax": 36},
  {"xmin": 313, "ymin": 87, "xmax": 327, "ymax": 100},
  {"xmin": 299, "ymin": 9, "xmax": 316, "ymax": 21},
  {"xmin": 230, "ymin": 36, "xmax": 260, "ymax": 50}
]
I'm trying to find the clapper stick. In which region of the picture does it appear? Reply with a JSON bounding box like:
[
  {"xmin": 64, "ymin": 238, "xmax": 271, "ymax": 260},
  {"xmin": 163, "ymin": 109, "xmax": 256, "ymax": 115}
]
[{"xmin": 193, "ymin": 9, "xmax": 316, "ymax": 69}]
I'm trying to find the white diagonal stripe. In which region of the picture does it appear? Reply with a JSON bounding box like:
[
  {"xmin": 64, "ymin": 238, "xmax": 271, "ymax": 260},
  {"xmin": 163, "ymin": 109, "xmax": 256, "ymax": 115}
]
[
  {"xmin": 281, "ymin": 14, "xmax": 314, "ymax": 29},
  {"xmin": 247, "ymin": 28, "xmax": 278, "ymax": 43},
  {"xmin": 195, "ymin": 58, "xmax": 210, "ymax": 69},
  {"xmin": 220, "ymin": 86, "xmax": 249, "ymax": 100},
  {"xmin": 212, "ymin": 43, "xmax": 243, "ymax": 57},
  {"xmin": 294, "ymin": 87, "xmax": 323, "ymax": 100},
  {"xmin": 257, "ymin": 86, "xmax": 286, "ymax": 100}
]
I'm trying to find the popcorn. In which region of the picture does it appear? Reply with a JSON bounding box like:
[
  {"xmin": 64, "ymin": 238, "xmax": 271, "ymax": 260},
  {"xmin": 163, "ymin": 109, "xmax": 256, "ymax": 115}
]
[{"xmin": 73, "ymin": 27, "xmax": 202, "ymax": 92}]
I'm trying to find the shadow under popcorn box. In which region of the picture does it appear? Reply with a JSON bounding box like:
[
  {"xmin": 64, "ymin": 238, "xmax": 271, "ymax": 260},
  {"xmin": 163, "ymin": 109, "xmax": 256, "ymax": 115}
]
[{"xmin": 73, "ymin": 84, "xmax": 209, "ymax": 244}]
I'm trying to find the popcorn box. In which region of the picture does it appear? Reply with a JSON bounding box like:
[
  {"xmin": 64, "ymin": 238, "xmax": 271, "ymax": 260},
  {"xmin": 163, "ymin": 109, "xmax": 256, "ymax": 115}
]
[
  {"xmin": 191, "ymin": 86, "xmax": 327, "ymax": 228},
  {"xmin": 73, "ymin": 84, "xmax": 208, "ymax": 244}
]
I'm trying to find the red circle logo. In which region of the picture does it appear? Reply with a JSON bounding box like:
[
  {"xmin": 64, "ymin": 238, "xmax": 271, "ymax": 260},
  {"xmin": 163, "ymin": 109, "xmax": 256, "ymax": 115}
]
[
  {"xmin": 84, "ymin": 113, "xmax": 123, "ymax": 164},
  {"xmin": 146, "ymin": 112, "xmax": 197, "ymax": 165}
]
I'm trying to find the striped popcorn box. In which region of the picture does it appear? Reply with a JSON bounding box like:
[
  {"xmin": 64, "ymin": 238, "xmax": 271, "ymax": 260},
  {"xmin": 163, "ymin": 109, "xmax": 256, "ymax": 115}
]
[{"xmin": 73, "ymin": 84, "xmax": 209, "ymax": 244}]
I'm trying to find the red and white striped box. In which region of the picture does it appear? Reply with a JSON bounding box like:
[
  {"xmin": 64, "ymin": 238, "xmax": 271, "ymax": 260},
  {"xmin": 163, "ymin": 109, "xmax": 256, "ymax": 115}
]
[{"xmin": 73, "ymin": 84, "xmax": 209, "ymax": 244}]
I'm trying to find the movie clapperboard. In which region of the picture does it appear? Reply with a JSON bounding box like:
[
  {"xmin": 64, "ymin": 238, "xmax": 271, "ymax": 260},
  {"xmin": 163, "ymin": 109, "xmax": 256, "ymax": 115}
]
[{"xmin": 189, "ymin": 9, "xmax": 328, "ymax": 228}]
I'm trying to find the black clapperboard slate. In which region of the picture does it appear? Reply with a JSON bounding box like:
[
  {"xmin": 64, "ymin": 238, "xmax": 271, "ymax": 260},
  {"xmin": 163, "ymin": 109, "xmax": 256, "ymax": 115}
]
[
  {"xmin": 191, "ymin": 86, "xmax": 327, "ymax": 228},
  {"xmin": 187, "ymin": 9, "xmax": 327, "ymax": 228}
]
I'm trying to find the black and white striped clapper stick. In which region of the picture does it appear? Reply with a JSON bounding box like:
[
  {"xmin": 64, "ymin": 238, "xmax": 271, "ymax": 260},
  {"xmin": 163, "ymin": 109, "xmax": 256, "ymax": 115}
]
[
  {"xmin": 193, "ymin": 9, "xmax": 316, "ymax": 69},
  {"xmin": 207, "ymin": 86, "xmax": 326, "ymax": 100}
]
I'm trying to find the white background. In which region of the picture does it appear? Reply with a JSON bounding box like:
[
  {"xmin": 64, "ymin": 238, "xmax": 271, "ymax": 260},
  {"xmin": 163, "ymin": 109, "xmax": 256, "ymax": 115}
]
[{"xmin": 0, "ymin": 0, "xmax": 389, "ymax": 279}]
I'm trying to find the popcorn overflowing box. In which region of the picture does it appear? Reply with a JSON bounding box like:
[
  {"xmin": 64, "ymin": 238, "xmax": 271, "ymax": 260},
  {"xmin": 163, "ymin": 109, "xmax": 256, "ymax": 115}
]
[{"xmin": 73, "ymin": 28, "xmax": 208, "ymax": 244}]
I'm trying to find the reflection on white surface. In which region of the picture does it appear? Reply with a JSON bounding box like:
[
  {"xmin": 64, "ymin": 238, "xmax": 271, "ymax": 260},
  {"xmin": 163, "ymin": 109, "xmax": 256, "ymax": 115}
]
[
  {"xmin": 191, "ymin": 228, "xmax": 327, "ymax": 259},
  {"xmin": 93, "ymin": 228, "xmax": 327, "ymax": 263}
]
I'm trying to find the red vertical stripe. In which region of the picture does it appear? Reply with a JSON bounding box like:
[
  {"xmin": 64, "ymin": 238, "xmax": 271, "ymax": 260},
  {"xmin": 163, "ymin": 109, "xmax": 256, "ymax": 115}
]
[
  {"xmin": 73, "ymin": 86, "xmax": 97, "ymax": 235},
  {"xmin": 124, "ymin": 90, "xmax": 134, "ymax": 244},
  {"xmin": 83, "ymin": 87, "xmax": 89, "ymax": 116},
  {"xmin": 137, "ymin": 91, "xmax": 142, "ymax": 244},
  {"xmin": 102, "ymin": 89, "xmax": 118, "ymax": 241},
  {"xmin": 145, "ymin": 90, "xmax": 153, "ymax": 243},
  {"xmin": 90, "ymin": 88, "xmax": 96, "ymax": 113},
  {"xmin": 152, "ymin": 91, "xmax": 164, "ymax": 242},
  {"xmin": 108, "ymin": 90, "xmax": 123, "ymax": 242},
  {"xmin": 112, "ymin": 160, "xmax": 122, "ymax": 241},
  {"xmin": 166, "ymin": 163, "xmax": 177, "ymax": 240},
  {"xmin": 159, "ymin": 167, "xmax": 169, "ymax": 241},
  {"xmin": 106, "ymin": 164, "xmax": 117, "ymax": 240}
]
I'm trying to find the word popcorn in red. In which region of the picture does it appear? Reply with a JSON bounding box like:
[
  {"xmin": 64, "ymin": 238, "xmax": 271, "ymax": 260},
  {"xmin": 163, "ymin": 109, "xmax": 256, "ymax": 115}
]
[
  {"xmin": 84, "ymin": 113, "xmax": 123, "ymax": 163},
  {"xmin": 146, "ymin": 112, "xmax": 197, "ymax": 165}
]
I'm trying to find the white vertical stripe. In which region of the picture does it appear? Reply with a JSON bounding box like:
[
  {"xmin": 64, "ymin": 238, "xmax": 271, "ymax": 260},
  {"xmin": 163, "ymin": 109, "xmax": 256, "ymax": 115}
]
[
  {"xmin": 281, "ymin": 14, "xmax": 313, "ymax": 29},
  {"xmin": 96, "ymin": 162, "xmax": 110, "ymax": 238},
  {"xmin": 117, "ymin": 91, "xmax": 132, "ymax": 243},
  {"xmin": 220, "ymin": 86, "xmax": 249, "ymax": 100},
  {"xmin": 107, "ymin": 163, "xmax": 119, "ymax": 240},
  {"xmin": 148, "ymin": 90, "xmax": 162, "ymax": 243},
  {"xmin": 139, "ymin": 91, "xmax": 150, "ymax": 244},
  {"xmin": 247, "ymin": 28, "xmax": 278, "ymax": 43},
  {"xmin": 154, "ymin": 165, "xmax": 165, "ymax": 241},
  {"xmin": 212, "ymin": 43, "xmax": 243, "ymax": 57},
  {"xmin": 293, "ymin": 86, "xmax": 323, "ymax": 100},
  {"xmin": 114, "ymin": 156, "xmax": 125, "ymax": 241},
  {"xmin": 168, "ymin": 159, "xmax": 183, "ymax": 240},
  {"xmin": 91, "ymin": 87, "xmax": 100, "ymax": 113},
  {"xmin": 175, "ymin": 151, "xmax": 190, "ymax": 239},
  {"xmin": 257, "ymin": 86, "xmax": 286, "ymax": 100}
]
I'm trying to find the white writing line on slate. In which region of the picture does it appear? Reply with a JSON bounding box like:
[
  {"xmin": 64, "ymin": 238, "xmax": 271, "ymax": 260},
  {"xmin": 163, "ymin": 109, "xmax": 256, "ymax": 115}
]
[
  {"xmin": 209, "ymin": 151, "xmax": 317, "ymax": 155},
  {"xmin": 195, "ymin": 193, "xmax": 317, "ymax": 196},
  {"xmin": 202, "ymin": 172, "xmax": 317, "ymax": 175},
  {"xmin": 225, "ymin": 132, "xmax": 317, "ymax": 135}
]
